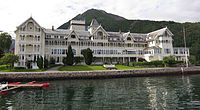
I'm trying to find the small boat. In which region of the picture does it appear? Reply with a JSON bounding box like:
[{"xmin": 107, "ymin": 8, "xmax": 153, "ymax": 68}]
[
  {"xmin": 29, "ymin": 83, "xmax": 50, "ymax": 88},
  {"xmin": 0, "ymin": 83, "xmax": 8, "ymax": 95},
  {"xmin": 1, "ymin": 82, "xmax": 50, "ymax": 96},
  {"xmin": 0, "ymin": 84, "xmax": 8, "ymax": 91},
  {"xmin": 8, "ymin": 82, "xmax": 21, "ymax": 85}
]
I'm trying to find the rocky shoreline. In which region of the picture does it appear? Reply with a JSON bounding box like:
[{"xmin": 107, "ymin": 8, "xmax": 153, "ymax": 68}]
[{"xmin": 0, "ymin": 67, "xmax": 200, "ymax": 81}]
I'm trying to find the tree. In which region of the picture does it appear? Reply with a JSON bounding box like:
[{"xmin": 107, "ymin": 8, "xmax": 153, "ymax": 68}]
[
  {"xmin": 0, "ymin": 53, "xmax": 19, "ymax": 70},
  {"xmin": 44, "ymin": 57, "xmax": 49, "ymax": 68},
  {"xmin": 37, "ymin": 56, "xmax": 43, "ymax": 69},
  {"xmin": 50, "ymin": 57, "xmax": 55, "ymax": 65},
  {"xmin": 0, "ymin": 47, "xmax": 4, "ymax": 58},
  {"xmin": 0, "ymin": 32, "xmax": 12, "ymax": 51},
  {"xmin": 62, "ymin": 56, "xmax": 67, "ymax": 66},
  {"xmin": 81, "ymin": 48, "xmax": 93, "ymax": 65},
  {"xmin": 163, "ymin": 56, "xmax": 176, "ymax": 65},
  {"xmin": 74, "ymin": 57, "xmax": 81, "ymax": 65},
  {"xmin": 66, "ymin": 45, "xmax": 74, "ymax": 65}
]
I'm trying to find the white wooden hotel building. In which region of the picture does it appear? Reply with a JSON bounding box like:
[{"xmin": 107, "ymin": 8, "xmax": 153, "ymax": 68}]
[{"xmin": 15, "ymin": 17, "xmax": 189, "ymax": 69}]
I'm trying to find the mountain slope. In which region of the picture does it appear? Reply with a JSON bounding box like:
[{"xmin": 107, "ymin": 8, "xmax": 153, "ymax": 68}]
[{"xmin": 58, "ymin": 9, "xmax": 200, "ymax": 63}]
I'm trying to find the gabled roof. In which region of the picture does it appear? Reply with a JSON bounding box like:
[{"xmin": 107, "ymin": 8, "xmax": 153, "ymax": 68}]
[
  {"xmin": 90, "ymin": 18, "xmax": 100, "ymax": 27},
  {"xmin": 147, "ymin": 27, "xmax": 173, "ymax": 41},
  {"xmin": 17, "ymin": 17, "xmax": 43, "ymax": 29},
  {"xmin": 92, "ymin": 25, "xmax": 109, "ymax": 36},
  {"xmin": 122, "ymin": 32, "xmax": 135, "ymax": 41}
]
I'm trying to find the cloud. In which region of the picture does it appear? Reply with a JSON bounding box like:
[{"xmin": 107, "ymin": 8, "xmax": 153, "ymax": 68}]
[{"xmin": 0, "ymin": 0, "xmax": 199, "ymax": 38}]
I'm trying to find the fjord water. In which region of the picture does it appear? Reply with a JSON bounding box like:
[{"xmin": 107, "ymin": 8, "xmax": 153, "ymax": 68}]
[{"xmin": 1, "ymin": 75, "xmax": 200, "ymax": 110}]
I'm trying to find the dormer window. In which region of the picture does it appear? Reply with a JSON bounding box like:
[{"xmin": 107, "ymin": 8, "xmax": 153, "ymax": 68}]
[
  {"xmin": 97, "ymin": 31, "xmax": 103, "ymax": 39},
  {"xmin": 127, "ymin": 37, "xmax": 131, "ymax": 41},
  {"xmin": 71, "ymin": 35, "xmax": 76, "ymax": 38}
]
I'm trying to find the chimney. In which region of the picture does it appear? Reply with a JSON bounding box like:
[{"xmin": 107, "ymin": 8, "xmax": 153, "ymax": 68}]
[{"xmin": 52, "ymin": 26, "xmax": 54, "ymax": 31}]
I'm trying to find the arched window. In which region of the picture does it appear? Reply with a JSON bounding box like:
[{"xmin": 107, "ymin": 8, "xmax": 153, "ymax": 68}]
[
  {"xmin": 127, "ymin": 37, "xmax": 131, "ymax": 41},
  {"xmin": 71, "ymin": 35, "xmax": 76, "ymax": 38},
  {"xmin": 97, "ymin": 31, "xmax": 103, "ymax": 39},
  {"xmin": 27, "ymin": 22, "xmax": 34, "ymax": 31}
]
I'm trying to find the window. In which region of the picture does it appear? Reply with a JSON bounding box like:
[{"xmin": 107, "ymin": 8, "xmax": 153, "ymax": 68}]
[
  {"xmin": 54, "ymin": 35, "xmax": 59, "ymax": 39},
  {"xmin": 52, "ymin": 49, "xmax": 54, "ymax": 54},
  {"xmin": 71, "ymin": 35, "xmax": 76, "ymax": 38},
  {"xmin": 174, "ymin": 49, "xmax": 178, "ymax": 54},
  {"xmin": 60, "ymin": 36, "xmax": 64, "ymax": 39},
  {"xmin": 37, "ymin": 45, "xmax": 40, "ymax": 52},
  {"xmin": 127, "ymin": 37, "xmax": 131, "ymax": 41},
  {"xmin": 62, "ymin": 49, "xmax": 65, "ymax": 54},
  {"xmin": 45, "ymin": 41, "xmax": 48, "ymax": 45},
  {"xmin": 22, "ymin": 55, "xmax": 24, "ymax": 60},
  {"xmin": 38, "ymin": 36, "xmax": 40, "ymax": 41},
  {"xmin": 154, "ymin": 48, "xmax": 161, "ymax": 54},
  {"xmin": 97, "ymin": 31, "xmax": 103, "ymax": 39},
  {"xmin": 164, "ymin": 49, "xmax": 171, "ymax": 54},
  {"xmin": 22, "ymin": 45, "xmax": 24, "ymax": 52},
  {"xmin": 54, "ymin": 49, "xmax": 57, "ymax": 54},
  {"xmin": 46, "ymin": 35, "xmax": 51, "ymax": 39},
  {"xmin": 180, "ymin": 49, "xmax": 183, "ymax": 54},
  {"xmin": 72, "ymin": 49, "xmax": 76, "ymax": 55}
]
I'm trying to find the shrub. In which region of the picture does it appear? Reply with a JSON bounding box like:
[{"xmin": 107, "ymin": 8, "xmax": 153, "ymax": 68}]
[
  {"xmin": 163, "ymin": 56, "xmax": 176, "ymax": 65},
  {"xmin": 50, "ymin": 57, "xmax": 55, "ymax": 64},
  {"xmin": 132, "ymin": 60, "xmax": 164, "ymax": 66},
  {"xmin": 151, "ymin": 60, "xmax": 164, "ymax": 66},
  {"xmin": 74, "ymin": 57, "xmax": 81, "ymax": 65},
  {"xmin": 14, "ymin": 67, "xmax": 26, "ymax": 69}
]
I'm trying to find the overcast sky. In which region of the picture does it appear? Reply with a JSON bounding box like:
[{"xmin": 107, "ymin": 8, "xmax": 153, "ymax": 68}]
[{"xmin": 0, "ymin": 0, "xmax": 200, "ymax": 38}]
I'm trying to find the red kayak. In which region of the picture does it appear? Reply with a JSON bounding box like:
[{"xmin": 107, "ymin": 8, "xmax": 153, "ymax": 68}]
[
  {"xmin": 29, "ymin": 83, "xmax": 50, "ymax": 88},
  {"xmin": 8, "ymin": 82, "xmax": 21, "ymax": 85}
]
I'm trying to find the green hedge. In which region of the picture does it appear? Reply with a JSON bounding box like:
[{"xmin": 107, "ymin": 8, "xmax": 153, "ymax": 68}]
[
  {"xmin": 0, "ymin": 65, "xmax": 8, "ymax": 70},
  {"xmin": 132, "ymin": 60, "xmax": 164, "ymax": 66},
  {"xmin": 14, "ymin": 67, "xmax": 26, "ymax": 69}
]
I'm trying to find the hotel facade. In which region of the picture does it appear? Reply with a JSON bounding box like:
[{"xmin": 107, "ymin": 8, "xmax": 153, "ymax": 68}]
[{"xmin": 15, "ymin": 17, "xmax": 189, "ymax": 69}]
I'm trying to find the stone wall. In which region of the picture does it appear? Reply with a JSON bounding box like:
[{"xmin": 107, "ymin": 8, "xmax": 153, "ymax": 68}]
[{"xmin": 0, "ymin": 67, "xmax": 200, "ymax": 81}]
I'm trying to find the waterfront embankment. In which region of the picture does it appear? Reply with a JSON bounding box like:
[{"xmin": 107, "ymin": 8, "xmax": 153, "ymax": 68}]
[{"xmin": 0, "ymin": 67, "xmax": 200, "ymax": 81}]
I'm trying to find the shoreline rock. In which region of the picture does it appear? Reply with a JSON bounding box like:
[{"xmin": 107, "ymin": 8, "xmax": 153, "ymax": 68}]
[{"xmin": 0, "ymin": 67, "xmax": 200, "ymax": 81}]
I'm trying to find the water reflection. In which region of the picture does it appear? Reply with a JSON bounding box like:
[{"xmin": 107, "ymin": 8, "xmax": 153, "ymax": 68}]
[{"xmin": 1, "ymin": 75, "xmax": 200, "ymax": 110}]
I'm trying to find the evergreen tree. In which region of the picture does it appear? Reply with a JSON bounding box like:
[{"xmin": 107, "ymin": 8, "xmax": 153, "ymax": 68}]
[
  {"xmin": 0, "ymin": 47, "xmax": 4, "ymax": 58},
  {"xmin": 37, "ymin": 56, "xmax": 43, "ymax": 69},
  {"xmin": 74, "ymin": 57, "xmax": 81, "ymax": 65},
  {"xmin": 44, "ymin": 57, "xmax": 49, "ymax": 68},
  {"xmin": 81, "ymin": 48, "xmax": 93, "ymax": 65},
  {"xmin": 62, "ymin": 56, "xmax": 67, "ymax": 65},
  {"xmin": 50, "ymin": 57, "xmax": 55, "ymax": 64},
  {"xmin": 66, "ymin": 45, "xmax": 74, "ymax": 65}
]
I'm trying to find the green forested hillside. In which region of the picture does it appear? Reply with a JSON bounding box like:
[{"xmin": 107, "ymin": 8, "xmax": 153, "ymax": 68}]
[{"xmin": 58, "ymin": 9, "xmax": 200, "ymax": 64}]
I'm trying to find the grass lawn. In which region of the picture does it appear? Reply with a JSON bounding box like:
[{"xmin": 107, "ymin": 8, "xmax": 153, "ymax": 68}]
[
  {"xmin": 0, "ymin": 69, "xmax": 43, "ymax": 72},
  {"xmin": 115, "ymin": 65, "xmax": 168, "ymax": 70},
  {"xmin": 58, "ymin": 65, "xmax": 107, "ymax": 71},
  {"xmin": 59, "ymin": 65, "xmax": 168, "ymax": 71},
  {"xmin": 0, "ymin": 65, "xmax": 43, "ymax": 72}
]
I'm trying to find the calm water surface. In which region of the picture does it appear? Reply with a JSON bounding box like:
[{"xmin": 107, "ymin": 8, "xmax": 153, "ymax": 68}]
[{"xmin": 1, "ymin": 75, "xmax": 200, "ymax": 110}]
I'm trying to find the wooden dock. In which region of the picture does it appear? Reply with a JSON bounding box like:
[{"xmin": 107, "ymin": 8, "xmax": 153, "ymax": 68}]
[
  {"xmin": 8, "ymin": 84, "xmax": 43, "ymax": 88},
  {"xmin": 1, "ymin": 81, "xmax": 41, "ymax": 93}
]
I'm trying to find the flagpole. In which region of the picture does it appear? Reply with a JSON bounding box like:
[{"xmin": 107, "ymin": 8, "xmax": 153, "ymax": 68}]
[{"xmin": 183, "ymin": 27, "xmax": 188, "ymax": 67}]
